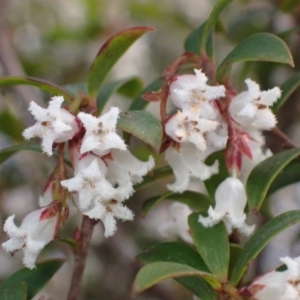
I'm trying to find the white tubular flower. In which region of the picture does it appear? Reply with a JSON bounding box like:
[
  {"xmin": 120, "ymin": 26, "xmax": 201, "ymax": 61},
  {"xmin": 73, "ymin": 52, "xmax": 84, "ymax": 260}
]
[
  {"xmin": 165, "ymin": 107, "xmax": 219, "ymax": 152},
  {"xmin": 159, "ymin": 203, "xmax": 193, "ymax": 244},
  {"xmin": 2, "ymin": 207, "xmax": 58, "ymax": 269},
  {"xmin": 23, "ymin": 96, "xmax": 79, "ymax": 156},
  {"xmin": 83, "ymin": 199, "xmax": 134, "ymax": 237},
  {"xmin": 165, "ymin": 143, "xmax": 219, "ymax": 193},
  {"xmin": 78, "ymin": 107, "xmax": 126, "ymax": 156},
  {"xmin": 199, "ymin": 177, "xmax": 255, "ymax": 236},
  {"xmin": 241, "ymin": 256, "xmax": 300, "ymax": 300},
  {"xmin": 60, "ymin": 155, "xmax": 116, "ymax": 210},
  {"xmin": 169, "ymin": 69, "xmax": 225, "ymax": 111},
  {"xmin": 229, "ymin": 79, "xmax": 281, "ymax": 130}
]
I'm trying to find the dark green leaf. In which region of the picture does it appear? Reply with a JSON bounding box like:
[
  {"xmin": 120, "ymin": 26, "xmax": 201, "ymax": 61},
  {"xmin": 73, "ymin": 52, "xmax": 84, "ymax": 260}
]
[
  {"xmin": 0, "ymin": 282, "xmax": 27, "ymax": 300},
  {"xmin": 189, "ymin": 213, "xmax": 229, "ymax": 281},
  {"xmin": 184, "ymin": 22, "xmax": 214, "ymax": 59},
  {"xmin": 272, "ymin": 72, "xmax": 300, "ymax": 113},
  {"xmin": 0, "ymin": 144, "xmax": 42, "ymax": 165},
  {"xmin": 0, "ymin": 259, "xmax": 65, "ymax": 299},
  {"xmin": 228, "ymin": 244, "xmax": 243, "ymax": 279},
  {"xmin": 117, "ymin": 111, "xmax": 162, "ymax": 152},
  {"xmin": 87, "ymin": 26, "xmax": 155, "ymax": 96},
  {"xmin": 204, "ymin": 151, "xmax": 229, "ymax": 200},
  {"xmin": 129, "ymin": 78, "xmax": 163, "ymax": 111},
  {"xmin": 230, "ymin": 210, "xmax": 300, "ymax": 285},
  {"xmin": 281, "ymin": 0, "xmax": 300, "ymax": 12},
  {"xmin": 268, "ymin": 159, "xmax": 300, "ymax": 195},
  {"xmin": 246, "ymin": 148, "xmax": 300, "ymax": 213},
  {"xmin": 0, "ymin": 110, "xmax": 24, "ymax": 141},
  {"xmin": 199, "ymin": 0, "xmax": 233, "ymax": 53},
  {"xmin": 133, "ymin": 262, "xmax": 221, "ymax": 294},
  {"xmin": 0, "ymin": 76, "xmax": 74, "ymax": 102},
  {"xmin": 142, "ymin": 191, "xmax": 212, "ymax": 217},
  {"xmin": 217, "ymin": 33, "xmax": 294, "ymax": 82},
  {"xmin": 137, "ymin": 242, "xmax": 216, "ymax": 300},
  {"xmin": 97, "ymin": 77, "xmax": 143, "ymax": 113},
  {"xmin": 63, "ymin": 82, "xmax": 87, "ymax": 97}
]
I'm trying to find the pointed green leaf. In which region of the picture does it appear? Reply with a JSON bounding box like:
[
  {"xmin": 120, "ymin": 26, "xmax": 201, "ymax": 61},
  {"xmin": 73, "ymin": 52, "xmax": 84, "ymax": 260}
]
[
  {"xmin": 272, "ymin": 72, "xmax": 300, "ymax": 113},
  {"xmin": 129, "ymin": 77, "xmax": 163, "ymax": 111},
  {"xmin": 268, "ymin": 159, "xmax": 300, "ymax": 195},
  {"xmin": 63, "ymin": 82, "xmax": 87, "ymax": 97},
  {"xmin": 117, "ymin": 111, "xmax": 162, "ymax": 152},
  {"xmin": 189, "ymin": 213, "xmax": 229, "ymax": 281},
  {"xmin": 97, "ymin": 77, "xmax": 143, "ymax": 113},
  {"xmin": 0, "ymin": 76, "xmax": 73, "ymax": 102},
  {"xmin": 87, "ymin": 26, "xmax": 155, "ymax": 96},
  {"xmin": 0, "ymin": 282, "xmax": 27, "ymax": 300},
  {"xmin": 142, "ymin": 191, "xmax": 212, "ymax": 217},
  {"xmin": 217, "ymin": 33, "xmax": 294, "ymax": 82},
  {"xmin": 0, "ymin": 259, "xmax": 65, "ymax": 299},
  {"xmin": 135, "ymin": 166, "xmax": 172, "ymax": 190},
  {"xmin": 137, "ymin": 242, "xmax": 216, "ymax": 300},
  {"xmin": 246, "ymin": 148, "xmax": 300, "ymax": 213},
  {"xmin": 133, "ymin": 262, "xmax": 220, "ymax": 294},
  {"xmin": 230, "ymin": 210, "xmax": 300, "ymax": 286},
  {"xmin": 0, "ymin": 144, "xmax": 42, "ymax": 165},
  {"xmin": 184, "ymin": 22, "xmax": 214, "ymax": 59},
  {"xmin": 199, "ymin": 0, "xmax": 233, "ymax": 52},
  {"xmin": 204, "ymin": 151, "xmax": 229, "ymax": 200},
  {"xmin": 228, "ymin": 244, "xmax": 243, "ymax": 279}
]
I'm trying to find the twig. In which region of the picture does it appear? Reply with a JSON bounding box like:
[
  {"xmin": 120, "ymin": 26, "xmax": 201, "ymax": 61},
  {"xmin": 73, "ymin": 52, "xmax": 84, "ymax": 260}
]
[
  {"xmin": 270, "ymin": 127, "xmax": 297, "ymax": 149},
  {"xmin": 67, "ymin": 216, "xmax": 98, "ymax": 300}
]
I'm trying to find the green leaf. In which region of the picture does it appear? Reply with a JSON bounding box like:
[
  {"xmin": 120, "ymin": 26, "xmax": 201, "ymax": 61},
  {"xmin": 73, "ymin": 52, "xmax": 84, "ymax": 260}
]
[
  {"xmin": 117, "ymin": 111, "xmax": 162, "ymax": 152},
  {"xmin": 189, "ymin": 213, "xmax": 229, "ymax": 281},
  {"xmin": 268, "ymin": 159, "xmax": 300, "ymax": 195},
  {"xmin": 133, "ymin": 262, "xmax": 220, "ymax": 294},
  {"xmin": 0, "ymin": 282, "xmax": 27, "ymax": 300},
  {"xmin": 0, "ymin": 259, "xmax": 65, "ymax": 299},
  {"xmin": 199, "ymin": 0, "xmax": 233, "ymax": 52},
  {"xmin": 204, "ymin": 151, "xmax": 229, "ymax": 200},
  {"xmin": 129, "ymin": 78, "xmax": 163, "ymax": 111},
  {"xmin": 63, "ymin": 82, "xmax": 87, "ymax": 97},
  {"xmin": 230, "ymin": 210, "xmax": 300, "ymax": 286},
  {"xmin": 142, "ymin": 191, "xmax": 212, "ymax": 217},
  {"xmin": 97, "ymin": 77, "xmax": 143, "ymax": 113},
  {"xmin": 0, "ymin": 144, "xmax": 42, "ymax": 165},
  {"xmin": 0, "ymin": 76, "xmax": 74, "ymax": 102},
  {"xmin": 272, "ymin": 72, "xmax": 300, "ymax": 113},
  {"xmin": 87, "ymin": 26, "xmax": 155, "ymax": 96},
  {"xmin": 0, "ymin": 110, "xmax": 24, "ymax": 141},
  {"xmin": 246, "ymin": 148, "xmax": 300, "ymax": 213},
  {"xmin": 216, "ymin": 33, "xmax": 294, "ymax": 82},
  {"xmin": 137, "ymin": 242, "xmax": 216, "ymax": 300},
  {"xmin": 135, "ymin": 166, "xmax": 173, "ymax": 190},
  {"xmin": 281, "ymin": 0, "xmax": 300, "ymax": 12},
  {"xmin": 228, "ymin": 244, "xmax": 243, "ymax": 279},
  {"xmin": 184, "ymin": 22, "xmax": 214, "ymax": 59}
]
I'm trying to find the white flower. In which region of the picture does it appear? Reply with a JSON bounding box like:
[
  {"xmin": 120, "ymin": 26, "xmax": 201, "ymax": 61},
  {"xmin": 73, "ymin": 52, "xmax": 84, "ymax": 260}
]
[
  {"xmin": 23, "ymin": 96, "xmax": 79, "ymax": 156},
  {"xmin": 165, "ymin": 143, "xmax": 219, "ymax": 193},
  {"xmin": 78, "ymin": 107, "xmax": 126, "ymax": 156},
  {"xmin": 165, "ymin": 107, "xmax": 219, "ymax": 152},
  {"xmin": 169, "ymin": 69, "xmax": 225, "ymax": 112},
  {"xmin": 2, "ymin": 207, "xmax": 58, "ymax": 269},
  {"xmin": 159, "ymin": 203, "xmax": 193, "ymax": 244},
  {"xmin": 199, "ymin": 177, "xmax": 255, "ymax": 236},
  {"xmin": 60, "ymin": 155, "xmax": 116, "ymax": 210},
  {"xmin": 105, "ymin": 149, "xmax": 154, "ymax": 201},
  {"xmin": 229, "ymin": 79, "xmax": 281, "ymax": 130},
  {"xmin": 83, "ymin": 198, "xmax": 134, "ymax": 237},
  {"xmin": 241, "ymin": 256, "xmax": 300, "ymax": 300}
]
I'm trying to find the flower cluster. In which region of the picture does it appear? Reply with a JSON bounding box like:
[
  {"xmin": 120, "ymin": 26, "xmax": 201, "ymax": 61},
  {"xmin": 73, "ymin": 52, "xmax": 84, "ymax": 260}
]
[
  {"xmin": 240, "ymin": 256, "xmax": 300, "ymax": 300},
  {"xmin": 164, "ymin": 69, "xmax": 280, "ymax": 236},
  {"xmin": 2, "ymin": 96, "xmax": 154, "ymax": 268}
]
